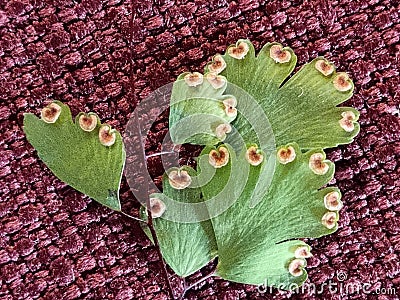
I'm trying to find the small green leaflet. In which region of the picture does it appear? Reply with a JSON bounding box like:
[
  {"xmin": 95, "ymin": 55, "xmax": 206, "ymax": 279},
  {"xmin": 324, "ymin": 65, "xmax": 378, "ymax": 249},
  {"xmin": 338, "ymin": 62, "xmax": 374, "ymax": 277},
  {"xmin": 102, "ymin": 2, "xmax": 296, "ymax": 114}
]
[
  {"xmin": 200, "ymin": 143, "xmax": 337, "ymax": 288},
  {"xmin": 214, "ymin": 39, "xmax": 360, "ymax": 149},
  {"xmin": 140, "ymin": 167, "xmax": 218, "ymax": 277},
  {"xmin": 23, "ymin": 101, "xmax": 125, "ymax": 211},
  {"xmin": 169, "ymin": 72, "xmax": 237, "ymax": 145}
]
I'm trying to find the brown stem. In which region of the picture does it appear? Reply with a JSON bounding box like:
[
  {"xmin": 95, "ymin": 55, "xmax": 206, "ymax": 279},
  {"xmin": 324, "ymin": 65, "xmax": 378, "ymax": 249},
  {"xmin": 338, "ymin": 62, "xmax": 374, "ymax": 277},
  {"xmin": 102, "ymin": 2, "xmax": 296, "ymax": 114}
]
[
  {"xmin": 128, "ymin": 2, "xmax": 175, "ymax": 298},
  {"xmin": 120, "ymin": 210, "xmax": 175, "ymax": 298},
  {"xmin": 146, "ymin": 205, "xmax": 175, "ymax": 299}
]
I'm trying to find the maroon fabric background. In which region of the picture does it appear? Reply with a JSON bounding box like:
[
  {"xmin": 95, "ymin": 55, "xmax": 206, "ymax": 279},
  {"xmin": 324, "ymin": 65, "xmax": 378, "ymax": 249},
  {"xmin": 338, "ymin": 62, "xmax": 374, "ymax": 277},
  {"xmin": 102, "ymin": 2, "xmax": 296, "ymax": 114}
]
[{"xmin": 1, "ymin": 0, "xmax": 400, "ymax": 299}]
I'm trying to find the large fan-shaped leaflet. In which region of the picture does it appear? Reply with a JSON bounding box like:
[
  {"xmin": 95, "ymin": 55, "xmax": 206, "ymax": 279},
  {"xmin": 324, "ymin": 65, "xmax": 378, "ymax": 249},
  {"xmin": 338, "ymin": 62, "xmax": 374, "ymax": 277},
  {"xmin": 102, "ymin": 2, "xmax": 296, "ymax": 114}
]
[
  {"xmin": 200, "ymin": 143, "xmax": 341, "ymax": 288},
  {"xmin": 208, "ymin": 40, "xmax": 360, "ymax": 149}
]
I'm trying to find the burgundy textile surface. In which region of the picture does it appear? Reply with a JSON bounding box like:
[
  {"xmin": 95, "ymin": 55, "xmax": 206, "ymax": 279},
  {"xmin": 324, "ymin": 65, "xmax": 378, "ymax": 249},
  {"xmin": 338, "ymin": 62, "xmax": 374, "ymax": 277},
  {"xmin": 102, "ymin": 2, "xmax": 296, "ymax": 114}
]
[{"xmin": 1, "ymin": 0, "xmax": 400, "ymax": 299}]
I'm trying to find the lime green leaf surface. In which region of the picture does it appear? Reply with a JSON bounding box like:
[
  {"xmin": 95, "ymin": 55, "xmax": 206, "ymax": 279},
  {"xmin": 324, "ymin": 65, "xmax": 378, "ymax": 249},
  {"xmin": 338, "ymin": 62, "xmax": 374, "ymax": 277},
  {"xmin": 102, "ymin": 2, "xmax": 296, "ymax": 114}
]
[
  {"xmin": 141, "ymin": 167, "xmax": 218, "ymax": 277},
  {"xmin": 218, "ymin": 239, "xmax": 309, "ymax": 289},
  {"xmin": 200, "ymin": 143, "xmax": 337, "ymax": 288},
  {"xmin": 23, "ymin": 101, "xmax": 125, "ymax": 210},
  {"xmin": 169, "ymin": 73, "xmax": 236, "ymax": 145},
  {"xmin": 169, "ymin": 97, "xmax": 235, "ymax": 145},
  {"xmin": 218, "ymin": 39, "xmax": 360, "ymax": 149},
  {"xmin": 171, "ymin": 77, "xmax": 278, "ymax": 208}
]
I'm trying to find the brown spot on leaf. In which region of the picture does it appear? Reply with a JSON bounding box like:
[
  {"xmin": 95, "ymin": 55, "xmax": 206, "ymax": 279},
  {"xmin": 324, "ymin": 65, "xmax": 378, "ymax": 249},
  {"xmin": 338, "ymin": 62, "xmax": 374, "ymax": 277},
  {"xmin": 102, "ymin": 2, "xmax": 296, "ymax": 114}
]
[
  {"xmin": 321, "ymin": 211, "xmax": 338, "ymax": 229},
  {"xmin": 333, "ymin": 72, "xmax": 352, "ymax": 92},
  {"xmin": 149, "ymin": 198, "xmax": 166, "ymax": 218},
  {"xmin": 227, "ymin": 41, "xmax": 249, "ymax": 59},
  {"xmin": 277, "ymin": 146, "xmax": 296, "ymax": 164},
  {"xmin": 222, "ymin": 97, "xmax": 237, "ymax": 108},
  {"xmin": 222, "ymin": 97, "xmax": 237, "ymax": 118},
  {"xmin": 339, "ymin": 111, "xmax": 356, "ymax": 132},
  {"xmin": 206, "ymin": 73, "xmax": 226, "ymax": 89},
  {"xmin": 288, "ymin": 258, "xmax": 305, "ymax": 277},
  {"xmin": 209, "ymin": 146, "xmax": 229, "ymax": 168},
  {"xmin": 315, "ymin": 59, "xmax": 334, "ymax": 76},
  {"xmin": 245, "ymin": 145, "xmax": 264, "ymax": 166},
  {"xmin": 41, "ymin": 103, "xmax": 62, "ymax": 123},
  {"xmin": 167, "ymin": 168, "xmax": 192, "ymax": 189},
  {"xmin": 184, "ymin": 72, "xmax": 203, "ymax": 87},
  {"xmin": 208, "ymin": 54, "xmax": 226, "ymax": 74},
  {"xmin": 215, "ymin": 123, "xmax": 232, "ymax": 141},
  {"xmin": 270, "ymin": 44, "xmax": 291, "ymax": 63},
  {"xmin": 309, "ymin": 153, "xmax": 329, "ymax": 175},
  {"xmin": 324, "ymin": 191, "xmax": 343, "ymax": 211},
  {"xmin": 79, "ymin": 113, "xmax": 98, "ymax": 132},
  {"xmin": 98, "ymin": 125, "xmax": 116, "ymax": 146},
  {"xmin": 294, "ymin": 246, "xmax": 312, "ymax": 259}
]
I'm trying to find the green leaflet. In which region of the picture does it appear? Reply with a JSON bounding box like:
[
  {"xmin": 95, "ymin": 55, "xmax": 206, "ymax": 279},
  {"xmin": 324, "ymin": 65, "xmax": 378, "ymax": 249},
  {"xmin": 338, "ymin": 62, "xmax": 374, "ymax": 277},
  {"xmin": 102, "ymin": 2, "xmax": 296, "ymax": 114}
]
[
  {"xmin": 141, "ymin": 166, "xmax": 218, "ymax": 277},
  {"xmin": 200, "ymin": 143, "xmax": 338, "ymax": 288},
  {"xmin": 213, "ymin": 39, "xmax": 360, "ymax": 149},
  {"xmin": 218, "ymin": 239, "xmax": 309, "ymax": 289},
  {"xmin": 169, "ymin": 72, "xmax": 237, "ymax": 145},
  {"xmin": 23, "ymin": 101, "xmax": 125, "ymax": 211}
]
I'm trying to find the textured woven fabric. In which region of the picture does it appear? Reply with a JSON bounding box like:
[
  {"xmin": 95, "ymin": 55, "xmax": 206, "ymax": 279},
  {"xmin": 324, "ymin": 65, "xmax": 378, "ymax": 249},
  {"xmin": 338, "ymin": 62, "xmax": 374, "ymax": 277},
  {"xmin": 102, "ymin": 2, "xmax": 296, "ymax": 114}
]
[{"xmin": 1, "ymin": 0, "xmax": 399, "ymax": 299}]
